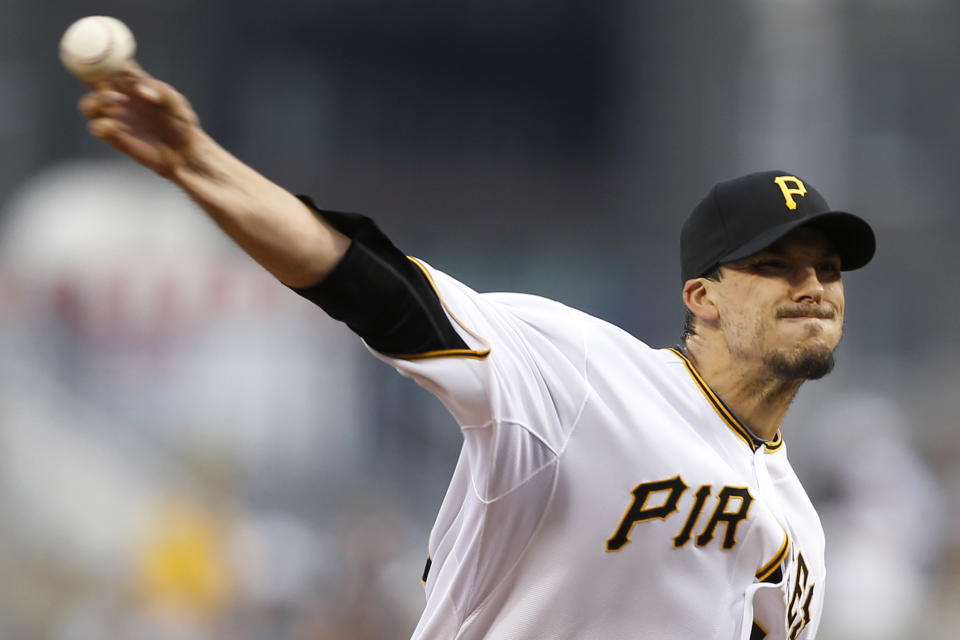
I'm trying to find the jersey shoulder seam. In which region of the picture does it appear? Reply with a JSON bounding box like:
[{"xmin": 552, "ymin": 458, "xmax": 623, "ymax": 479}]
[
  {"xmin": 469, "ymin": 439, "xmax": 559, "ymax": 505},
  {"xmin": 553, "ymin": 308, "xmax": 592, "ymax": 457},
  {"xmin": 454, "ymin": 447, "xmax": 563, "ymax": 637}
]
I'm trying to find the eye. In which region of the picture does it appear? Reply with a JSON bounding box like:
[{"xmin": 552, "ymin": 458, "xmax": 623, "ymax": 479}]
[
  {"xmin": 753, "ymin": 259, "xmax": 787, "ymax": 272},
  {"xmin": 817, "ymin": 262, "xmax": 842, "ymax": 280}
]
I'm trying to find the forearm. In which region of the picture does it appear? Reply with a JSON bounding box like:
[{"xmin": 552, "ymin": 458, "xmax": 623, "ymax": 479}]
[
  {"xmin": 79, "ymin": 70, "xmax": 463, "ymax": 354},
  {"xmin": 172, "ymin": 132, "xmax": 350, "ymax": 288}
]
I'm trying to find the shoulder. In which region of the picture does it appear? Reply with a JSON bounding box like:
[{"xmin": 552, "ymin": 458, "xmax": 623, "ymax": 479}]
[{"xmin": 415, "ymin": 259, "xmax": 598, "ymax": 349}]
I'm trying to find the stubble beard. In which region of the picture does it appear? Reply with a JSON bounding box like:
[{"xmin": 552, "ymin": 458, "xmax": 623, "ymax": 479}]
[
  {"xmin": 764, "ymin": 344, "xmax": 836, "ymax": 381},
  {"xmin": 763, "ymin": 317, "xmax": 840, "ymax": 381},
  {"xmin": 725, "ymin": 316, "xmax": 839, "ymax": 382}
]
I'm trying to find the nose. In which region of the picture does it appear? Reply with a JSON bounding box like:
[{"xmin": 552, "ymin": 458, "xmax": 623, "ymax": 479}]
[{"xmin": 792, "ymin": 266, "xmax": 824, "ymax": 303}]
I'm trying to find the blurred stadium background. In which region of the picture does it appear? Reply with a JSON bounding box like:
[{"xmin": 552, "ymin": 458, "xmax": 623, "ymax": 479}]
[{"xmin": 0, "ymin": 0, "xmax": 957, "ymax": 638}]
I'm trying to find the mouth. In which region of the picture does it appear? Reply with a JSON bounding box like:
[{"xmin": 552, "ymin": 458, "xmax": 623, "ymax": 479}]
[{"xmin": 777, "ymin": 307, "xmax": 835, "ymax": 321}]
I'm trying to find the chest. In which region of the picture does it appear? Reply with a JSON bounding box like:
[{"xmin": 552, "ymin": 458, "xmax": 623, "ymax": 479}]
[{"xmin": 540, "ymin": 383, "xmax": 826, "ymax": 637}]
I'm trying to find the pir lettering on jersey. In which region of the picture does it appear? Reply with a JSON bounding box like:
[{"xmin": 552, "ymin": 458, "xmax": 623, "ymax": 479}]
[
  {"xmin": 605, "ymin": 476, "xmax": 751, "ymax": 551},
  {"xmin": 604, "ymin": 476, "xmax": 815, "ymax": 640}
]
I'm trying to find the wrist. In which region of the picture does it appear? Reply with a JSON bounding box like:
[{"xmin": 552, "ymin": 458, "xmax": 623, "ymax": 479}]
[{"xmin": 172, "ymin": 130, "xmax": 234, "ymax": 187}]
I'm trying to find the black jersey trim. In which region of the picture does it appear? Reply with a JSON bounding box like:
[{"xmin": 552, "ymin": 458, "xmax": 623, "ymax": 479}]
[
  {"xmin": 421, "ymin": 556, "xmax": 432, "ymax": 585},
  {"xmin": 380, "ymin": 258, "xmax": 491, "ymax": 361},
  {"xmin": 756, "ymin": 532, "xmax": 790, "ymax": 583},
  {"xmin": 666, "ymin": 348, "xmax": 783, "ymax": 453},
  {"xmin": 289, "ymin": 197, "xmax": 474, "ymax": 356},
  {"xmin": 763, "ymin": 431, "xmax": 783, "ymax": 452},
  {"xmin": 750, "ymin": 620, "xmax": 768, "ymax": 639}
]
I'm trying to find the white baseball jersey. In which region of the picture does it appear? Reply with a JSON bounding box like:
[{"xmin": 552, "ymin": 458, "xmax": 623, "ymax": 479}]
[{"xmin": 372, "ymin": 259, "xmax": 826, "ymax": 640}]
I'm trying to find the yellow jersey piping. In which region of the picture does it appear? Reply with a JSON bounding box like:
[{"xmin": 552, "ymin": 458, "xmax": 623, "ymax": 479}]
[
  {"xmin": 666, "ymin": 348, "xmax": 783, "ymax": 453},
  {"xmin": 751, "ymin": 620, "xmax": 769, "ymax": 639},
  {"xmin": 756, "ymin": 532, "xmax": 790, "ymax": 582}
]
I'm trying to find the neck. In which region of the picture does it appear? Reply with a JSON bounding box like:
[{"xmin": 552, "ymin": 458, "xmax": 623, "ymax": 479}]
[{"xmin": 683, "ymin": 338, "xmax": 803, "ymax": 442}]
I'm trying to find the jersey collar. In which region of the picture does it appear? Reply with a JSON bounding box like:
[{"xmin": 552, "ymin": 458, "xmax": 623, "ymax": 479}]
[{"xmin": 667, "ymin": 347, "xmax": 783, "ymax": 453}]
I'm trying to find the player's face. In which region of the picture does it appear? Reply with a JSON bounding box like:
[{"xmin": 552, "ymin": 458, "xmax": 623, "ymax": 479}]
[{"xmin": 714, "ymin": 227, "xmax": 845, "ymax": 380}]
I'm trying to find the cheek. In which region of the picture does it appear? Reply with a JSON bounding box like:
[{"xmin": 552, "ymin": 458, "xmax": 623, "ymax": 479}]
[
  {"xmin": 829, "ymin": 284, "xmax": 845, "ymax": 319},
  {"xmin": 718, "ymin": 298, "xmax": 769, "ymax": 340},
  {"xmin": 720, "ymin": 283, "xmax": 774, "ymax": 325}
]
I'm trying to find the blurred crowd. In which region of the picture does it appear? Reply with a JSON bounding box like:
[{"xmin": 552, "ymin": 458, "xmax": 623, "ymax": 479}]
[{"xmin": 0, "ymin": 163, "xmax": 431, "ymax": 639}]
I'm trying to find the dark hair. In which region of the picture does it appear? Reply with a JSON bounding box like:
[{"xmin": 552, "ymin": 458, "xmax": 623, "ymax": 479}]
[{"xmin": 680, "ymin": 264, "xmax": 723, "ymax": 345}]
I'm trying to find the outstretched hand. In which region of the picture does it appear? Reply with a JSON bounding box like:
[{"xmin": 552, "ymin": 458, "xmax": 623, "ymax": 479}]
[
  {"xmin": 76, "ymin": 61, "xmax": 350, "ymax": 287},
  {"xmin": 78, "ymin": 63, "xmax": 204, "ymax": 179}
]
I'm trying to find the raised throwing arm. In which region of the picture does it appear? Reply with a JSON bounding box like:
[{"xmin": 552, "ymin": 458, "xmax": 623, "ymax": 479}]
[
  {"xmin": 79, "ymin": 65, "xmax": 350, "ymax": 288},
  {"xmin": 77, "ymin": 64, "xmax": 468, "ymax": 356}
]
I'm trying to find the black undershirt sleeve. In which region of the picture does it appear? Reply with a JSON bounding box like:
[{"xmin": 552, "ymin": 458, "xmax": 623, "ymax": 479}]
[{"xmin": 289, "ymin": 196, "xmax": 469, "ymax": 355}]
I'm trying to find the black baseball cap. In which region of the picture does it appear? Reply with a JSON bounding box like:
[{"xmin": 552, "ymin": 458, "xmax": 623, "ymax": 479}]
[{"xmin": 680, "ymin": 170, "xmax": 875, "ymax": 281}]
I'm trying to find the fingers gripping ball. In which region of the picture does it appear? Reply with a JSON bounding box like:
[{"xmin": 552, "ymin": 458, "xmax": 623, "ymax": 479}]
[{"xmin": 60, "ymin": 16, "xmax": 136, "ymax": 82}]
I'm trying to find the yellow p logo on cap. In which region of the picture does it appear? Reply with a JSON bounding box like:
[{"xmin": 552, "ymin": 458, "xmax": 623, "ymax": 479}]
[{"xmin": 773, "ymin": 176, "xmax": 807, "ymax": 211}]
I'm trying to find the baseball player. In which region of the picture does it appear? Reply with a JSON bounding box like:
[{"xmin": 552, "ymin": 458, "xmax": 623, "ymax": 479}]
[{"xmin": 78, "ymin": 68, "xmax": 875, "ymax": 639}]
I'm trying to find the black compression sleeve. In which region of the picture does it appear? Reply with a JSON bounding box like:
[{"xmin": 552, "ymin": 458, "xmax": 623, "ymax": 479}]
[{"xmin": 290, "ymin": 196, "xmax": 469, "ymax": 355}]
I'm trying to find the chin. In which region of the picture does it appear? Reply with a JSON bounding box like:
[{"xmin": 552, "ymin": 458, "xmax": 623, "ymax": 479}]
[{"xmin": 766, "ymin": 345, "xmax": 836, "ymax": 381}]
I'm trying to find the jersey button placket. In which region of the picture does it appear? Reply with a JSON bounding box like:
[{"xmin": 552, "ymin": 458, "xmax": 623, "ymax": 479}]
[{"xmin": 753, "ymin": 448, "xmax": 787, "ymax": 529}]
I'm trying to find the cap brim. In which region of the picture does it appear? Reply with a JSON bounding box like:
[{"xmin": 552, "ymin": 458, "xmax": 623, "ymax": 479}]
[{"xmin": 719, "ymin": 211, "xmax": 876, "ymax": 271}]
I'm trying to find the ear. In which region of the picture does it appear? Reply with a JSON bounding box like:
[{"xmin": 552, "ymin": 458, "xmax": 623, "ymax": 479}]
[{"xmin": 682, "ymin": 277, "xmax": 720, "ymax": 324}]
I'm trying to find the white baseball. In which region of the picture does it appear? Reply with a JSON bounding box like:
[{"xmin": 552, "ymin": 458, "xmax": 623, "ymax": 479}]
[{"xmin": 60, "ymin": 16, "xmax": 136, "ymax": 82}]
